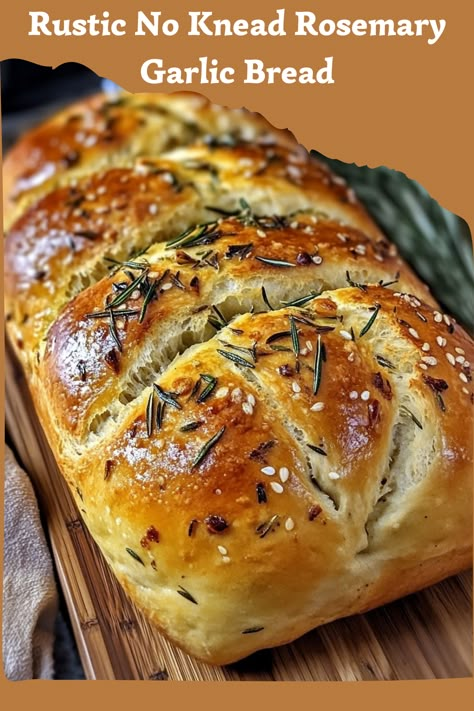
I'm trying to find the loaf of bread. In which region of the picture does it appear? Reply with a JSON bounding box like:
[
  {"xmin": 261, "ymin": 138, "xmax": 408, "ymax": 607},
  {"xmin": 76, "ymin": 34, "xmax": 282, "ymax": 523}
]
[{"xmin": 4, "ymin": 92, "xmax": 472, "ymax": 665}]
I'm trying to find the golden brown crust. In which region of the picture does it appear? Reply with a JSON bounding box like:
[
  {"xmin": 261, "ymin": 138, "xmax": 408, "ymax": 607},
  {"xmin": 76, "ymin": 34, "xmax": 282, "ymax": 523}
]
[
  {"xmin": 36, "ymin": 286, "xmax": 472, "ymax": 664},
  {"xmin": 4, "ymin": 92, "xmax": 472, "ymax": 665},
  {"xmin": 2, "ymin": 91, "xmax": 296, "ymax": 228}
]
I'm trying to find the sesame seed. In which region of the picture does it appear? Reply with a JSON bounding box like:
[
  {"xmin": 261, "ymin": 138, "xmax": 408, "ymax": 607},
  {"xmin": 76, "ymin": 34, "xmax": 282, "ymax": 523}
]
[
  {"xmin": 419, "ymin": 363, "xmax": 428, "ymax": 370},
  {"xmin": 348, "ymin": 352, "xmax": 355, "ymax": 362},
  {"xmin": 408, "ymin": 327, "xmax": 420, "ymax": 339},
  {"xmin": 231, "ymin": 388, "xmax": 242, "ymax": 402},
  {"xmin": 279, "ymin": 467, "xmax": 289, "ymax": 483},
  {"xmin": 217, "ymin": 545, "xmax": 228, "ymax": 556},
  {"xmin": 270, "ymin": 482, "xmax": 284, "ymax": 494},
  {"xmin": 292, "ymin": 382, "xmax": 301, "ymax": 393},
  {"xmin": 115, "ymin": 319, "xmax": 125, "ymax": 330},
  {"xmin": 161, "ymin": 283, "xmax": 173, "ymax": 291},
  {"xmin": 148, "ymin": 203, "xmax": 159, "ymax": 215},
  {"xmin": 261, "ymin": 466, "xmax": 275, "ymax": 476},
  {"xmin": 256, "ymin": 229, "xmax": 266, "ymax": 238},
  {"xmin": 349, "ymin": 390, "xmax": 358, "ymax": 400},
  {"xmin": 310, "ymin": 402, "xmax": 325, "ymax": 412},
  {"xmin": 434, "ymin": 312, "xmax": 443, "ymax": 323},
  {"xmin": 446, "ymin": 353, "xmax": 456, "ymax": 366},
  {"xmin": 285, "ymin": 518, "xmax": 295, "ymax": 531},
  {"xmin": 443, "ymin": 314, "xmax": 451, "ymax": 326},
  {"xmin": 340, "ymin": 330, "xmax": 352, "ymax": 340},
  {"xmin": 436, "ymin": 336, "xmax": 447, "ymax": 347},
  {"xmin": 337, "ymin": 233, "xmax": 348, "ymax": 242},
  {"xmin": 247, "ymin": 394, "xmax": 256, "ymax": 406},
  {"xmin": 460, "ymin": 372, "xmax": 468, "ymax": 383},
  {"xmin": 360, "ymin": 390, "xmax": 370, "ymax": 401},
  {"xmin": 300, "ymin": 347, "xmax": 308, "ymax": 356},
  {"xmin": 355, "ymin": 244, "xmax": 366, "ymax": 255},
  {"xmin": 421, "ymin": 356, "xmax": 437, "ymax": 366},
  {"xmin": 312, "ymin": 255, "xmax": 323, "ymax": 265},
  {"xmin": 222, "ymin": 556, "xmax": 231, "ymax": 564},
  {"xmin": 214, "ymin": 489, "xmax": 222, "ymax": 495},
  {"xmin": 328, "ymin": 472, "xmax": 340, "ymax": 480},
  {"xmin": 306, "ymin": 340, "xmax": 313, "ymax": 352},
  {"xmin": 148, "ymin": 272, "xmax": 159, "ymax": 279},
  {"xmin": 464, "ymin": 361, "xmax": 471, "ymax": 368},
  {"xmin": 462, "ymin": 387, "xmax": 470, "ymax": 395},
  {"xmin": 215, "ymin": 387, "xmax": 229, "ymax": 399},
  {"xmin": 97, "ymin": 185, "xmax": 107, "ymax": 195},
  {"xmin": 290, "ymin": 221, "xmax": 298, "ymax": 229},
  {"xmin": 422, "ymin": 342, "xmax": 431, "ymax": 352},
  {"xmin": 455, "ymin": 347, "xmax": 465, "ymax": 355},
  {"xmin": 304, "ymin": 226, "xmax": 314, "ymax": 234},
  {"xmin": 456, "ymin": 355, "xmax": 465, "ymax": 364},
  {"xmin": 242, "ymin": 402, "xmax": 254, "ymax": 415}
]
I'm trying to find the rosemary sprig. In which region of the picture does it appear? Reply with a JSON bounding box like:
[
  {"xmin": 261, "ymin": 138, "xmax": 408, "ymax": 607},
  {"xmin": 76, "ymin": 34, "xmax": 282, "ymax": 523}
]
[
  {"xmin": 218, "ymin": 340, "xmax": 257, "ymax": 362},
  {"xmin": 399, "ymin": 405, "xmax": 423, "ymax": 429},
  {"xmin": 225, "ymin": 243, "xmax": 253, "ymax": 260},
  {"xmin": 126, "ymin": 548, "xmax": 145, "ymax": 566},
  {"xmin": 197, "ymin": 374, "xmax": 218, "ymax": 403},
  {"xmin": 139, "ymin": 279, "xmax": 158, "ymax": 323},
  {"xmin": 266, "ymin": 330, "xmax": 291, "ymax": 344},
  {"xmin": 146, "ymin": 391, "xmax": 154, "ymax": 437},
  {"xmin": 289, "ymin": 316, "xmax": 300, "ymax": 356},
  {"xmin": 281, "ymin": 292, "xmax": 319, "ymax": 308},
  {"xmin": 217, "ymin": 349, "xmax": 255, "ymax": 369},
  {"xmin": 153, "ymin": 384, "xmax": 182, "ymax": 410},
  {"xmin": 256, "ymin": 514, "xmax": 280, "ymax": 538},
  {"xmin": 375, "ymin": 354, "xmax": 396, "ymax": 371},
  {"xmin": 104, "ymin": 257, "xmax": 149, "ymax": 271},
  {"xmin": 359, "ymin": 304, "xmax": 381, "ymax": 337},
  {"xmin": 313, "ymin": 334, "xmax": 323, "ymax": 395},
  {"xmin": 261, "ymin": 286, "xmax": 274, "ymax": 311},
  {"xmin": 307, "ymin": 443, "xmax": 327, "ymax": 456},
  {"xmin": 180, "ymin": 421, "xmax": 203, "ymax": 432},
  {"xmin": 255, "ymin": 256, "xmax": 295, "ymax": 268},
  {"xmin": 192, "ymin": 426, "xmax": 226, "ymax": 468},
  {"xmin": 177, "ymin": 585, "xmax": 198, "ymax": 604},
  {"xmin": 85, "ymin": 308, "xmax": 139, "ymax": 319},
  {"xmin": 346, "ymin": 271, "xmax": 368, "ymax": 291},
  {"xmin": 107, "ymin": 270, "xmax": 148, "ymax": 309},
  {"xmin": 156, "ymin": 401, "xmax": 165, "ymax": 429},
  {"xmin": 207, "ymin": 305, "xmax": 228, "ymax": 331},
  {"xmin": 108, "ymin": 310, "xmax": 122, "ymax": 352}
]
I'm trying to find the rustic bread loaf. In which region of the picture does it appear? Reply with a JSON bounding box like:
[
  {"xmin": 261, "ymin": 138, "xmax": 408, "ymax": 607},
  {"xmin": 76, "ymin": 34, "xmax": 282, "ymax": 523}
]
[{"xmin": 4, "ymin": 92, "xmax": 472, "ymax": 665}]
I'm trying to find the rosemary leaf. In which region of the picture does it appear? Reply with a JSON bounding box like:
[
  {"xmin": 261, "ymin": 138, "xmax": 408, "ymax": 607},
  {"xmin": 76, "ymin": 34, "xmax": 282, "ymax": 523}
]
[
  {"xmin": 197, "ymin": 374, "xmax": 218, "ymax": 403},
  {"xmin": 153, "ymin": 384, "xmax": 182, "ymax": 410},
  {"xmin": 255, "ymin": 256, "xmax": 295, "ymax": 268},
  {"xmin": 359, "ymin": 304, "xmax": 381, "ymax": 338},
  {"xmin": 177, "ymin": 585, "xmax": 198, "ymax": 604},
  {"xmin": 192, "ymin": 426, "xmax": 226, "ymax": 468},
  {"xmin": 313, "ymin": 334, "xmax": 323, "ymax": 395},
  {"xmin": 217, "ymin": 349, "xmax": 255, "ymax": 369},
  {"xmin": 126, "ymin": 548, "xmax": 145, "ymax": 565}
]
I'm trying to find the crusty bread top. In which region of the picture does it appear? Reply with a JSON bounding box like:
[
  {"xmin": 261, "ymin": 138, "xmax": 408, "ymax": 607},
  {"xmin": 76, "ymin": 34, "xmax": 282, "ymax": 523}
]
[
  {"xmin": 38, "ymin": 214, "xmax": 432, "ymax": 443},
  {"xmin": 6, "ymin": 138, "xmax": 431, "ymax": 371},
  {"xmin": 35, "ymin": 284, "xmax": 472, "ymax": 663},
  {"xmin": 2, "ymin": 92, "xmax": 296, "ymax": 228}
]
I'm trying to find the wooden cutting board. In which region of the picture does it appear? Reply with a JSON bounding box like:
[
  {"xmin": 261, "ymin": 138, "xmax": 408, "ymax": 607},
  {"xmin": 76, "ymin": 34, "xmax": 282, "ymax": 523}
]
[{"xmin": 5, "ymin": 339, "xmax": 472, "ymax": 681}]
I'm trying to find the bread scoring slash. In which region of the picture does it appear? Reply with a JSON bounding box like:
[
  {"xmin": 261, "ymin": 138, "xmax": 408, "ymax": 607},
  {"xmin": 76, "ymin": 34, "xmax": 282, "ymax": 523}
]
[{"xmin": 4, "ymin": 91, "xmax": 472, "ymax": 665}]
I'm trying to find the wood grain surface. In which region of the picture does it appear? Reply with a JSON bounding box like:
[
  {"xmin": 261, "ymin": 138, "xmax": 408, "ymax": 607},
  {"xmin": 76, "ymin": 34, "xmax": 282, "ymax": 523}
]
[{"xmin": 4, "ymin": 339, "xmax": 473, "ymax": 681}]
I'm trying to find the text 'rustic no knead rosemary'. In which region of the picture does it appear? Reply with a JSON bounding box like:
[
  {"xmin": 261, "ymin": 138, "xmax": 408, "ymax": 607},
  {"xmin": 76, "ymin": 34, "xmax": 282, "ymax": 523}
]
[{"xmin": 28, "ymin": 8, "xmax": 447, "ymax": 86}]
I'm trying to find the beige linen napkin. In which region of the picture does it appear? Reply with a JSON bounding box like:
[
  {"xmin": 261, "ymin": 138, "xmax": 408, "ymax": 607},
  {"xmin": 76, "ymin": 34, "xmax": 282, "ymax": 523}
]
[{"xmin": 3, "ymin": 445, "xmax": 58, "ymax": 680}]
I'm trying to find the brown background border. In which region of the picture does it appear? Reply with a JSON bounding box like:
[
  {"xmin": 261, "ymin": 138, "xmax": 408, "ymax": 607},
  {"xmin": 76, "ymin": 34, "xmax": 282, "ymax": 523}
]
[{"xmin": 1, "ymin": 0, "xmax": 473, "ymax": 704}]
